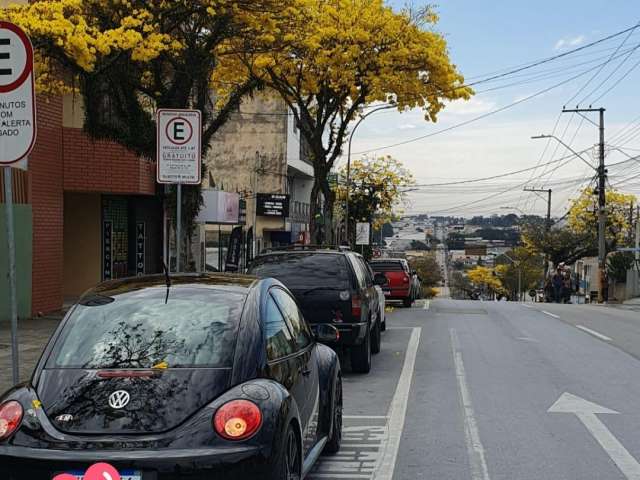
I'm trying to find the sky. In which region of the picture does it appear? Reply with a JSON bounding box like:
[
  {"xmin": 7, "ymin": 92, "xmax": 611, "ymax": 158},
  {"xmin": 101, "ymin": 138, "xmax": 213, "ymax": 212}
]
[{"xmin": 341, "ymin": 1, "xmax": 640, "ymax": 218}]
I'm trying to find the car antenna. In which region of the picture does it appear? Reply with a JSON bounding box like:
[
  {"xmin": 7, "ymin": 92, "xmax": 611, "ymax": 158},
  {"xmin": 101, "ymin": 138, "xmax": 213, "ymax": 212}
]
[{"xmin": 162, "ymin": 260, "xmax": 171, "ymax": 304}]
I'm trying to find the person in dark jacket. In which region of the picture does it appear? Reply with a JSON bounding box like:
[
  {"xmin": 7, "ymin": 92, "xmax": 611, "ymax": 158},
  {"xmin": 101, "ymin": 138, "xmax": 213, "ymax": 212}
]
[{"xmin": 552, "ymin": 270, "xmax": 563, "ymax": 303}]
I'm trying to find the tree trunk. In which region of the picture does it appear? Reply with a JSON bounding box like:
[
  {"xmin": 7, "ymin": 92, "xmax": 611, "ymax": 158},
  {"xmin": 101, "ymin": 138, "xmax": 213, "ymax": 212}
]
[{"xmin": 310, "ymin": 180, "xmax": 323, "ymax": 244}]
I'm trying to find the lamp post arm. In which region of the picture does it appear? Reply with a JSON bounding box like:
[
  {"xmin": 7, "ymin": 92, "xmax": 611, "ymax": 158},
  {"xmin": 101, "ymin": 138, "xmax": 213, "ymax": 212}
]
[{"xmin": 531, "ymin": 135, "xmax": 596, "ymax": 171}]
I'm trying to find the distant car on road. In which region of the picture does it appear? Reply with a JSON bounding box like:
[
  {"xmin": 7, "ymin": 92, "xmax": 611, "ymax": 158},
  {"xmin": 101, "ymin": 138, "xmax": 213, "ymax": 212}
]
[
  {"xmin": 0, "ymin": 274, "xmax": 343, "ymax": 480},
  {"xmin": 248, "ymin": 247, "xmax": 386, "ymax": 373},
  {"xmin": 370, "ymin": 259, "xmax": 414, "ymax": 307}
]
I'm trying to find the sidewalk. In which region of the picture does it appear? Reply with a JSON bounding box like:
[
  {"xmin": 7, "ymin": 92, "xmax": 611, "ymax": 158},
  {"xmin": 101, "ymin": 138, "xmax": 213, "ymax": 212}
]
[{"xmin": 0, "ymin": 314, "xmax": 63, "ymax": 394}]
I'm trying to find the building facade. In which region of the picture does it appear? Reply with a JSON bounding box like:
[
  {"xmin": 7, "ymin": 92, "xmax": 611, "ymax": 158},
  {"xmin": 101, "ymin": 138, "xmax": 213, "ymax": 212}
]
[
  {"xmin": 202, "ymin": 92, "xmax": 314, "ymax": 267},
  {"xmin": 0, "ymin": 92, "xmax": 163, "ymax": 320}
]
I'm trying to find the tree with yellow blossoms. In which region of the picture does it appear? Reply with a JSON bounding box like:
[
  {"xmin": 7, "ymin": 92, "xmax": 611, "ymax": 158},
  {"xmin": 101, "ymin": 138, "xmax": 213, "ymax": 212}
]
[
  {"xmin": 2, "ymin": 0, "xmax": 287, "ymax": 233},
  {"xmin": 522, "ymin": 187, "xmax": 636, "ymax": 267},
  {"xmin": 217, "ymin": 0, "xmax": 473, "ymax": 242},
  {"xmin": 467, "ymin": 266, "xmax": 506, "ymax": 298},
  {"xmin": 333, "ymin": 155, "xmax": 414, "ymax": 244}
]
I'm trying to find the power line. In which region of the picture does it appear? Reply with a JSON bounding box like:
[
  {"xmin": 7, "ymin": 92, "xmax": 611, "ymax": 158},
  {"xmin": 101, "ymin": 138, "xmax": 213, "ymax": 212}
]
[
  {"xmin": 424, "ymin": 155, "xmax": 578, "ymax": 214},
  {"xmin": 411, "ymin": 148, "xmax": 592, "ymax": 187},
  {"xmin": 352, "ymin": 50, "xmax": 634, "ymax": 156},
  {"xmin": 570, "ymin": 21, "xmax": 640, "ymax": 105}
]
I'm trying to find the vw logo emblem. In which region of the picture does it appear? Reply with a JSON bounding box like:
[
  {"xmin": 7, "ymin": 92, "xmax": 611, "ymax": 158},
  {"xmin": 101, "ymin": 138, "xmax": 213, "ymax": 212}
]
[{"xmin": 108, "ymin": 390, "xmax": 130, "ymax": 409}]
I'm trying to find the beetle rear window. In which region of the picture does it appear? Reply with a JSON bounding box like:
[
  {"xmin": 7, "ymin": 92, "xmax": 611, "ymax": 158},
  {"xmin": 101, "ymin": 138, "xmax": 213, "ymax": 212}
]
[{"xmin": 48, "ymin": 287, "xmax": 246, "ymax": 369}]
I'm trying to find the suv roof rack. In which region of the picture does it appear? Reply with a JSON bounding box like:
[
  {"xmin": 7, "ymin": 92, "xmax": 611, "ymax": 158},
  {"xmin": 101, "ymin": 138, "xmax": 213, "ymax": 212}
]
[{"xmin": 261, "ymin": 244, "xmax": 352, "ymax": 254}]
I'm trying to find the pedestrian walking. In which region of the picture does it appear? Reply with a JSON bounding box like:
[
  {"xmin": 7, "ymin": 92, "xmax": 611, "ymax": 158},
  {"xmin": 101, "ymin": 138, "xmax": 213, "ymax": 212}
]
[{"xmin": 552, "ymin": 270, "xmax": 563, "ymax": 303}]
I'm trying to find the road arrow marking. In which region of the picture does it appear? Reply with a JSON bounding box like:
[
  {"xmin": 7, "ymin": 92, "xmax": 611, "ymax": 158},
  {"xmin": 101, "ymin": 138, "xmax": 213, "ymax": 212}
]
[{"xmin": 549, "ymin": 393, "xmax": 640, "ymax": 480}]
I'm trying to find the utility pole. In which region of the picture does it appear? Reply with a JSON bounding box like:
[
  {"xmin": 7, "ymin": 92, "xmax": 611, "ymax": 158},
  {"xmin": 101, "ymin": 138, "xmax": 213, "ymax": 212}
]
[
  {"xmin": 636, "ymin": 205, "xmax": 639, "ymax": 265},
  {"xmin": 562, "ymin": 107, "xmax": 607, "ymax": 302},
  {"xmin": 524, "ymin": 187, "xmax": 552, "ymax": 279}
]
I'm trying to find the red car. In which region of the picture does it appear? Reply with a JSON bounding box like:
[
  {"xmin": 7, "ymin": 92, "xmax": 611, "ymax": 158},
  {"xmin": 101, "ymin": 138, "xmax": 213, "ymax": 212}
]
[{"xmin": 370, "ymin": 259, "xmax": 414, "ymax": 307}]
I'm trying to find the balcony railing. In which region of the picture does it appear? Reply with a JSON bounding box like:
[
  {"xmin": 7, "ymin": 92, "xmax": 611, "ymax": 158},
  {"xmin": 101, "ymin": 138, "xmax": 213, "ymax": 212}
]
[{"xmin": 289, "ymin": 201, "xmax": 310, "ymax": 223}]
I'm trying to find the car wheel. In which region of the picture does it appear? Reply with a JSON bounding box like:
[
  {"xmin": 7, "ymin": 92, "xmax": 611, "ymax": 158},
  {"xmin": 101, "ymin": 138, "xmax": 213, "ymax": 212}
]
[
  {"xmin": 350, "ymin": 324, "xmax": 371, "ymax": 373},
  {"xmin": 371, "ymin": 318, "xmax": 381, "ymax": 355},
  {"xmin": 403, "ymin": 297, "xmax": 412, "ymax": 308},
  {"xmin": 323, "ymin": 374, "xmax": 342, "ymax": 454},
  {"xmin": 381, "ymin": 315, "xmax": 387, "ymax": 332},
  {"xmin": 270, "ymin": 425, "xmax": 302, "ymax": 480}
]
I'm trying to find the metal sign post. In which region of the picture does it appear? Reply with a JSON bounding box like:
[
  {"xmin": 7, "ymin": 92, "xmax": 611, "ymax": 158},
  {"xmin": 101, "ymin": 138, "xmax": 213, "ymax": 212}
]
[
  {"xmin": 3, "ymin": 168, "xmax": 19, "ymax": 384},
  {"xmin": 0, "ymin": 22, "xmax": 37, "ymax": 386},
  {"xmin": 157, "ymin": 109, "xmax": 201, "ymax": 273},
  {"xmin": 176, "ymin": 183, "xmax": 182, "ymax": 272}
]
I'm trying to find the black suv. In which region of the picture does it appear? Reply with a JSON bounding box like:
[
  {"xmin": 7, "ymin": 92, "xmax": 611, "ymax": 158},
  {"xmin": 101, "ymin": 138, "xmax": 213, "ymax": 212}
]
[{"xmin": 247, "ymin": 247, "xmax": 386, "ymax": 373}]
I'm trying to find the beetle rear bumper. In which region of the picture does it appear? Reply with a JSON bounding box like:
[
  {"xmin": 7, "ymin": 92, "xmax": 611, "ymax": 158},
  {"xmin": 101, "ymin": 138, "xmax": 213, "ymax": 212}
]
[{"xmin": 1, "ymin": 444, "xmax": 266, "ymax": 480}]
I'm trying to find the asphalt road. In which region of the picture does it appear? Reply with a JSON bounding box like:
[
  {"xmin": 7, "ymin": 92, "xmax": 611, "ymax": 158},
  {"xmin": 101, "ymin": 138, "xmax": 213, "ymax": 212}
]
[
  {"xmin": 5, "ymin": 299, "xmax": 640, "ymax": 480},
  {"xmin": 311, "ymin": 298, "xmax": 640, "ymax": 480}
]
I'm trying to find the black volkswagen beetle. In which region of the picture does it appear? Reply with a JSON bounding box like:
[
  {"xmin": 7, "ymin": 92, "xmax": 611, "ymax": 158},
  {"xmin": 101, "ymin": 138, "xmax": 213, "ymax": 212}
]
[{"xmin": 0, "ymin": 274, "xmax": 342, "ymax": 479}]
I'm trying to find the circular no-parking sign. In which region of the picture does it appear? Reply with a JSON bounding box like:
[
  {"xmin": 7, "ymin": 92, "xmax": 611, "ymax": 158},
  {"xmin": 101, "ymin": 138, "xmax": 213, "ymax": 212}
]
[{"xmin": 0, "ymin": 21, "xmax": 36, "ymax": 165}]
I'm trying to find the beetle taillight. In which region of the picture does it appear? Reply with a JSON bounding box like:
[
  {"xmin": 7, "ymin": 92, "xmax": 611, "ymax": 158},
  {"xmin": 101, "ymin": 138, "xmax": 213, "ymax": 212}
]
[
  {"xmin": 214, "ymin": 400, "xmax": 262, "ymax": 441},
  {"xmin": 0, "ymin": 401, "xmax": 23, "ymax": 441}
]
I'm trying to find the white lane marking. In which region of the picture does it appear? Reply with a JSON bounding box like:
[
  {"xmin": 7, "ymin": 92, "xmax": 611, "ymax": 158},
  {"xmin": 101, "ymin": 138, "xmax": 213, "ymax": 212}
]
[
  {"xmin": 576, "ymin": 325, "xmax": 612, "ymax": 342},
  {"xmin": 450, "ymin": 329, "xmax": 491, "ymax": 480},
  {"xmin": 374, "ymin": 327, "xmax": 421, "ymax": 480},
  {"xmin": 542, "ymin": 310, "xmax": 560, "ymax": 319},
  {"xmin": 522, "ymin": 304, "xmax": 535, "ymax": 309},
  {"xmin": 343, "ymin": 415, "xmax": 388, "ymax": 420},
  {"xmin": 549, "ymin": 393, "xmax": 640, "ymax": 480}
]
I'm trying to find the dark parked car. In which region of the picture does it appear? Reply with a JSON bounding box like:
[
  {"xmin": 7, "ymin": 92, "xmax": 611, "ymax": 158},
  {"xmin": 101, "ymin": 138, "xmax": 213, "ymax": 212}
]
[
  {"xmin": 248, "ymin": 247, "xmax": 387, "ymax": 374},
  {"xmin": 370, "ymin": 259, "xmax": 414, "ymax": 307},
  {"xmin": 0, "ymin": 274, "xmax": 342, "ymax": 480}
]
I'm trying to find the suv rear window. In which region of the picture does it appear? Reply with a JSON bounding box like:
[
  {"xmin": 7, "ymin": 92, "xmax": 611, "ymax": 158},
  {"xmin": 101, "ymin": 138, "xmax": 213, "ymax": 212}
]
[
  {"xmin": 48, "ymin": 287, "xmax": 246, "ymax": 369},
  {"xmin": 370, "ymin": 261, "xmax": 405, "ymax": 272},
  {"xmin": 249, "ymin": 253, "xmax": 350, "ymax": 290}
]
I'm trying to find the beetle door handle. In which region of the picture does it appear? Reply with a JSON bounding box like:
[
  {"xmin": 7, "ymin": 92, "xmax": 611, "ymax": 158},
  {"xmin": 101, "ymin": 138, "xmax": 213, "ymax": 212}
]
[{"xmin": 300, "ymin": 367, "xmax": 312, "ymax": 377}]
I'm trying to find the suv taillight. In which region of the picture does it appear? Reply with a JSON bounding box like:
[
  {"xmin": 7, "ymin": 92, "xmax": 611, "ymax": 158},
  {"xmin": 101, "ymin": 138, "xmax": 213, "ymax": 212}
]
[
  {"xmin": 0, "ymin": 401, "xmax": 23, "ymax": 441},
  {"xmin": 352, "ymin": 295, "xmax": 362, "ymax": 317}
]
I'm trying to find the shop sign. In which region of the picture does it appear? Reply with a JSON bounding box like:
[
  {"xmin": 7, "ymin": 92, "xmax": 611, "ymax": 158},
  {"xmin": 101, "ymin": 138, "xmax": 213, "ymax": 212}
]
[
  {"xmin": 102, "ymin": 221, "xmax": 113, "ymax": 281},
  {"xmin": 136, "ymin": 222, "xmax": 145, "ymax": 276},
  {"xmin": 238, "ymin": 198, "xmax": 247, "ymax": 225},
  {"xmin": 256, "ymin": 193, "xmax": 290, "ymax": 217},
  {"xmin": 196, "ymin": 190, "xmax": 240, "ymax": 224}
]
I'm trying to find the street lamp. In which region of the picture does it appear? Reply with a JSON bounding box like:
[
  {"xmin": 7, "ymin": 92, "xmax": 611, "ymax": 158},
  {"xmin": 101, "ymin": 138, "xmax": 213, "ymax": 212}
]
[
  {"xmin": 345, "ymin": 103, "xmax": 397, "ymax": 244},
  {"xmin": 531, "ymin": 135, "xmax": 596, "ymax": 171}
]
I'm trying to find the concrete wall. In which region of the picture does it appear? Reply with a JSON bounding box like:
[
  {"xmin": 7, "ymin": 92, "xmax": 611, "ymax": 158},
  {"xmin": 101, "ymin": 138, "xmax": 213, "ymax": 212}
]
[
  {"xmin": 63, "ymin": 192, "xmax": 101, "ymax": 298},
  {"xmin": 205, "ymin": 93, "xmax": 288, "ymax": 246},
  {"xmin": 0, "ymin": 205, "xmax": 32, "ymax": 321}
]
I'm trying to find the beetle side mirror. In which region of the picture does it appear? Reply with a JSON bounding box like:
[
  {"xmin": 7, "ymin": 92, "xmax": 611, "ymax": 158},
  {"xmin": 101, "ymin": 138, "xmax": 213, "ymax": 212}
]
[
  {"xmin": 373, "ymin": 273, "xmax": 388, "ymax": 286},
  {"xmin": 315, "ymin": 324, "xmax": 340, "ymax": 343}
]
